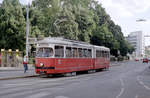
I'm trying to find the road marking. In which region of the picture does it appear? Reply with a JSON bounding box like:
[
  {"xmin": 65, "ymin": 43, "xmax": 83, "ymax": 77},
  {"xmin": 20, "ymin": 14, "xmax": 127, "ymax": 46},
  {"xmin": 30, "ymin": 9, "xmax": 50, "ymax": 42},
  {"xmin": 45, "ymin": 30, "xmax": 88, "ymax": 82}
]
[
  {"xmin": 135, "ymin": 95, "xmax": 138, "ymax": 98},
  {"xmin": 116, "ymin": 78, "xmax": 125, "ymax": 98},
  {"xmin": 26, "ymin": 92, "xmax": 50, "ymax": 98},
  {"xmin": 55, "ymin": 96, "xmax": 69, "ymax": 98},
  {"xmin": 137, "ymin": 76, "xmax": 150, "ymax": 91}
]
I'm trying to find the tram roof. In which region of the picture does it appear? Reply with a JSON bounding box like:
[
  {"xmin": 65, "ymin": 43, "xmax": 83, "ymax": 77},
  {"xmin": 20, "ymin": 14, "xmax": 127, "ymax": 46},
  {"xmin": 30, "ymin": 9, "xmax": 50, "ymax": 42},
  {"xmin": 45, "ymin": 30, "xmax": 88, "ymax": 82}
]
[
  {"xmin": 37, "ymin": 37, "xmax": 110, "ymax": 51},
  {"xmin": 93, "ymin": 46, "xmax": 110, "ymax": 51}
]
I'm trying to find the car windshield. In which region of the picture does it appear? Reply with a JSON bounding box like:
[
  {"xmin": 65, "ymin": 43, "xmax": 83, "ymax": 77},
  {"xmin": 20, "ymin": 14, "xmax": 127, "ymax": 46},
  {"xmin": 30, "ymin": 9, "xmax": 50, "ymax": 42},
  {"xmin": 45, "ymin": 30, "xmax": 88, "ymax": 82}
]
[{"xmin": 36, "ymin": 48, "xmax": 53, "ymax": 57}]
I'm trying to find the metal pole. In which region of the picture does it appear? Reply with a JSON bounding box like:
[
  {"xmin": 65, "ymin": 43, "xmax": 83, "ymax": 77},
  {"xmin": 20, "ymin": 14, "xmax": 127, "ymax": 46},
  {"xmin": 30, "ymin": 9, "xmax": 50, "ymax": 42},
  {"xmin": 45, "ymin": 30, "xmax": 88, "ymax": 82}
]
[{"xmin": 26, "ymin": 3, "xmax": 29, "ymax": 58}]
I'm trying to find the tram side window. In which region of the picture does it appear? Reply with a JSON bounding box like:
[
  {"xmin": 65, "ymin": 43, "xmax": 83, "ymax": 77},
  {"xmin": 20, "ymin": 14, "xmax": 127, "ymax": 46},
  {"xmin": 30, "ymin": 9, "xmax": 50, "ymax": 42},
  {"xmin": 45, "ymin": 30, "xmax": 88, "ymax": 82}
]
[
  {"xmin": 66, "ymin": 47, "xmax": 72, "ymax": 58},
  {"xmin": 44, "ymin": 48, "xmax": 53, "ymax": 57},
  {"xmin": 104, "ymin": 51, "xmax": 106, "ymax": 58},
  {"xmin": 78, "ymin": 48, "xmax": 83, "ymax": 57},
  {"xmin": 55, "ymin": 46, "xmax": 64, "ymax": 58},
  {"xmin": 100, "ymin": 50, "xmax": 102, "ymax": 57},
  {"xmin": 106, "ymin": 51, "xmax": 110, "ymax": 58},
  {"xmin": 88, "ymin": 49, "xmax": 92, "ymax": 57},
  {"xmin": 83, "ymin": 49, "xmax": 87, "ymax": 57},
  {"xmin": 96, "ymin": 50, "xmax": 101, "ymax": 58},
  {"xmin": 72, "ymin": 48, "xmax": 78, "ymax": 58},
  {"xmin": 37, "ymin": 48, "xmax": 43, "ymax": 57},
  {"xmin": 36, "ymin": 48, "xmax": 53, "ymax": 57},
  {"xmin": 106, "ymin": 51, "xmax": 108, "ymax": 58},
  {"xmin": 103, "ymin": 51, "xmax": 109, "ymax": 58},
  {"xmin": 102, "ymin": 51, "xmax": 105, "ymax": 57},
  {"xmin": 108, "ymin": 52, "xmax": 110, "ymax": 58}
]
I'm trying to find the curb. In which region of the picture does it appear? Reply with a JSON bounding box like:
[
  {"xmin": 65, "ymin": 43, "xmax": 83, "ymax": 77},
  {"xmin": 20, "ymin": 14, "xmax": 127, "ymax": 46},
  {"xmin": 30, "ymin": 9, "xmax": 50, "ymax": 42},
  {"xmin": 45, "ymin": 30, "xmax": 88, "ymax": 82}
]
[
  {"xmin": 0, "ymin": 69, "xmax": 34, "ymax": 72},
  {"xmin": 0, "ymin": 75, "xmax": 39, "ymax": 81}
]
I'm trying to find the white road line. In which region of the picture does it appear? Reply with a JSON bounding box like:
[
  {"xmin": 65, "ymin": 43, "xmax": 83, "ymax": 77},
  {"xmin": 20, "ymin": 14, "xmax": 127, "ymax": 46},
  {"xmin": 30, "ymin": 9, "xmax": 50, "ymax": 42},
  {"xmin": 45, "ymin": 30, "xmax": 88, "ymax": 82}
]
[
  {"xmin": 116, "ymin": 78, "xmax": 125, "ymax": 98},
  {"xmin": 135, "ymin": 95, "xmax": 138, "ymax": 98},
  {"xmin": 137, "ymin": 76, "xmax": 150, "ymax": 90},
  {"xmin": 25, "ymin": 92, "xmax": 50, "ymax": 98},
  {"xmin": 55, "ymin": 96, "xmax": 69, "ymax": 98},
  {"xmin": 0, "ymin": 88, "xmax": 54, "ymax": 98}
]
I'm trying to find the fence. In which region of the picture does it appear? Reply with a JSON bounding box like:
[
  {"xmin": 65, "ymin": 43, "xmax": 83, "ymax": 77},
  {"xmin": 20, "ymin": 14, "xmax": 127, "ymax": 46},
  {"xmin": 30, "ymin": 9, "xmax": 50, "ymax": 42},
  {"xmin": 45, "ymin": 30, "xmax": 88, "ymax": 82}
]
[{"xmin": 0, "ymin": 51, "xmax": 23, "ymax": 67}]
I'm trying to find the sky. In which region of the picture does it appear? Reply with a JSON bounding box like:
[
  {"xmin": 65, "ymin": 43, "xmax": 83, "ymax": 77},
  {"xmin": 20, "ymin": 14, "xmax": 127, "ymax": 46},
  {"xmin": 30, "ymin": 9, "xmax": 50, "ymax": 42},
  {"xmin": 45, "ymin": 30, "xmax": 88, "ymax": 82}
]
[
  {"xmin": 0, "ymin": 0, "xmax": 32, "ymax": 4},
  {"xmin": 97, "ymin": 0, "xmax": 150, "ymax": 46},
  {"xmin": 0, "ymin": 0, "xmax": 150, "ymax": 46}
]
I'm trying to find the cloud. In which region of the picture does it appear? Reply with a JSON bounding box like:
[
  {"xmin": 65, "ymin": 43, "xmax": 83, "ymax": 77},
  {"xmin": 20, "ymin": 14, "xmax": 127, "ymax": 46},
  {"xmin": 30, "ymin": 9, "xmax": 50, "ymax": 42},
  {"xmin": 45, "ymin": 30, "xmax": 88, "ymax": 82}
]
[
  {"xmin": 98, "ymin": 0, "xmax": 133, "ymax": 18},
  {"xmin": 120, "ymin": 0, "xmax": 150, "ymax": 13},
  {"xmin": 97, "ymin": 0, "xmax": 150, "ymax": 40},
  {"xmin": 0, "ymin": 0, "xmax": 2, "ymax": 3},
  {"xmin": 20, "ymin": 0, "xmax": 32, "ymax": 5},
  {"xmin": 0, "ymin": 0, "xmax": 32, "ymax": 5},
  {"xmin": 98, "ymin": 0, "xmax": 150, "ymax": 18}
]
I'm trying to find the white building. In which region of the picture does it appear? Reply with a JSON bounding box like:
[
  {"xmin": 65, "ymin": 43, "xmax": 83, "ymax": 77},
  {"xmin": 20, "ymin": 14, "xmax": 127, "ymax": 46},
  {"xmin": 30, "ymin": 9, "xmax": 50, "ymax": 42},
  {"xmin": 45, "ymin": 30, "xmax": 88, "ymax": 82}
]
[{"xmin": 126, "ymin": 31, "xmax": 145, "ymax": 58}]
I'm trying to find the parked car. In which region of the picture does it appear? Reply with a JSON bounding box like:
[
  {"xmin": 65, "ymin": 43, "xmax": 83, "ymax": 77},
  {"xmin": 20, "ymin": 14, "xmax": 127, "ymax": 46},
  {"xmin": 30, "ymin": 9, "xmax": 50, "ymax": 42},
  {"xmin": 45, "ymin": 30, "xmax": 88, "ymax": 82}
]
[{"xmin": 143, "ymin": 58, "xmax": 148, "ymax": 63}]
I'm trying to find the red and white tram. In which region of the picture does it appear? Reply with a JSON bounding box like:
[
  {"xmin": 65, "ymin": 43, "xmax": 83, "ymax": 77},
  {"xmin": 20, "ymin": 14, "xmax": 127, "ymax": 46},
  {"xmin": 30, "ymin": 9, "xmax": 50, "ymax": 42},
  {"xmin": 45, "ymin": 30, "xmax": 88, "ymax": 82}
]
[{"xmin": 35, "ymin": 37, "xmax": 110, "ymax": 76}]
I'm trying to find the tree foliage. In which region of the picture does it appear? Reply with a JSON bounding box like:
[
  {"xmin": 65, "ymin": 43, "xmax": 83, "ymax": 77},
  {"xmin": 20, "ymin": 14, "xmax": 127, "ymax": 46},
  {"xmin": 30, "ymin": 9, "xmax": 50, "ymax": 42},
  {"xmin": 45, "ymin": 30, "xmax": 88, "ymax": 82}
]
[
  {"xmin": 0, "ymin": 0, "xmax": 26, "ymax": 50},
  {"xmin": 0, "ymin": 0, "xmax": 134, "ymax": 56}
]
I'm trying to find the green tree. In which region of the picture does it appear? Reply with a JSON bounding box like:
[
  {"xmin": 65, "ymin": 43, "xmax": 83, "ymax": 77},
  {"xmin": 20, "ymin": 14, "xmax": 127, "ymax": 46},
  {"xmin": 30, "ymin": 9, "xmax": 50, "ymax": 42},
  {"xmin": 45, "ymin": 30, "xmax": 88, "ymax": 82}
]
[
  {"xmin": 53, "ymin": 5, "xmax": 79, "ymax": 40},
  {"xmin": 30, "ymin": 0, "xmax": 132, "ymax": 56},
  {"xmin": 0, "ymin": 0, "xmax": 26, "ymax": 50},
  {"xmin": 32, "ymin": 0, "xmax": 61, "ymax": 36},
  {"xmin": 75, "ymin": 5, "xmax": 96, "ymax": 42}
]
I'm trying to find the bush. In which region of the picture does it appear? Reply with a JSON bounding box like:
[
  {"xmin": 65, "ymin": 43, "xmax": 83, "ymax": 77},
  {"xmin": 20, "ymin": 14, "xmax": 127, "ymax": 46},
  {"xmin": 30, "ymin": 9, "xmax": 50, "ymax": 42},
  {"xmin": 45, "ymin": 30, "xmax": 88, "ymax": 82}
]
[{"xmin": 118, "ymin": 56, "xmax": 124, "ymax": 61}]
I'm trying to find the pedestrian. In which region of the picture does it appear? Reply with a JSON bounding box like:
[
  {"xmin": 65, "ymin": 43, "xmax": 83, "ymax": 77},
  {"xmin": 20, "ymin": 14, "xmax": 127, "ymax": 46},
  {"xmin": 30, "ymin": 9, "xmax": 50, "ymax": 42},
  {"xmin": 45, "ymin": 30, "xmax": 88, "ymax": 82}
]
[{"xmin": 23, "ymin": 56, "xmax": 28, "ymax": 73}]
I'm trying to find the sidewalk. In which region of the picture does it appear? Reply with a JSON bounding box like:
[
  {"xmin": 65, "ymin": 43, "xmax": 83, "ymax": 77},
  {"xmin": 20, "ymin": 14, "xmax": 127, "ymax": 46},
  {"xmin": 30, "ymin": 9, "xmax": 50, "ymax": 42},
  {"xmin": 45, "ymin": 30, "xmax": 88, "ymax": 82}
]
[{"xmin": 0, "ymin": 66, "xmax": 38, "ymax": 80}]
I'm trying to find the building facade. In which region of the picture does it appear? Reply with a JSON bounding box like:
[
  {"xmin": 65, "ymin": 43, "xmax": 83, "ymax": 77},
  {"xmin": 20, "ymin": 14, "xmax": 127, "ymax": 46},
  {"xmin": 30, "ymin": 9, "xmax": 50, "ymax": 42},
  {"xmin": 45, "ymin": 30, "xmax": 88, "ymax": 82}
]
[
  {"xmin": 126, "ymin": 31, "xmax": 145, "ymax": 58},
  {"xmin": 145, "ymin": 46, "xmax": 150, "ymax": 57}
]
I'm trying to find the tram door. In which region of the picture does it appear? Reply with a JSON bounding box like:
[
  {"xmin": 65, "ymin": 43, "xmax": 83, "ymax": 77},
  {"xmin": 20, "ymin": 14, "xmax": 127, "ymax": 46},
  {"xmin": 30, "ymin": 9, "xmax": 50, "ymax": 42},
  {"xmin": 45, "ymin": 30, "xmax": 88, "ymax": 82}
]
[{"xmin": 54, "ymin": 46, "xmax": 66, "ymax": 71}]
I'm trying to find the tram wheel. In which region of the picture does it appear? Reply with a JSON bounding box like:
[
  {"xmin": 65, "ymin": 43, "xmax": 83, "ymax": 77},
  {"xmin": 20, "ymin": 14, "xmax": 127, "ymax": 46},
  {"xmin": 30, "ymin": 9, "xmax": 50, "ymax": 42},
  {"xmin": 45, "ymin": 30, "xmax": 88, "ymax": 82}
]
[
  {"xmin": 105, "ymin": 67, "xmax": 109, "ymax": 71},
  {"xmin": 88, "ymin": 70, "xmax": 96, "ymax": 74},
  {"xmin": 39, "ymin": 74, "xmax": 48, "ymax": 78},
  {"xmin": 64, "ymin": 73, "xmax": 72, "ymax": 77},
  {"xmin": 64, "ymin": 72, "xmax": 77, "ymax": 77},
  {"xmin": 71, "ymin": 72, "xmax": 77, "ymax": 76}
]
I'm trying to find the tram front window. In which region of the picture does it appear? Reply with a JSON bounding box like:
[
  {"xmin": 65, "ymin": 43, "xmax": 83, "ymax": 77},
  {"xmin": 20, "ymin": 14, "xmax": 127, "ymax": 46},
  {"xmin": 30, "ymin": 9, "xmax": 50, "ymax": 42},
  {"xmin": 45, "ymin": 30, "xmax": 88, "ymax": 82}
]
[{"xmin": 37, "ymin": 48, "xmax": 53, "ymax": 57}]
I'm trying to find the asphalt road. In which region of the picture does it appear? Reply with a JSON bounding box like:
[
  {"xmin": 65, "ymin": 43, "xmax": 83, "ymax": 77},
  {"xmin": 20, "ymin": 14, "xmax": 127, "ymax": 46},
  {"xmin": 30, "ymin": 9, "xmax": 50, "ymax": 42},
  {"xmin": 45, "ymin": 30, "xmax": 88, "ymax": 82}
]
[{"xmin": 0, "ymin": 61, "xmax": 150, "ymax": 98}]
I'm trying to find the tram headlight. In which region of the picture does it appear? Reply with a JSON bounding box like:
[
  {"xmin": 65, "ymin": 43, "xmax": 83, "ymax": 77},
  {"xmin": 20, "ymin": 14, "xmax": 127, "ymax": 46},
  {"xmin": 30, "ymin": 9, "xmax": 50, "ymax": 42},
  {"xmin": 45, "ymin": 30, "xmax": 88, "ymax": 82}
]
[{"xmin": 40, "ymin": 63, "xmax": 44, "ymax": 67}]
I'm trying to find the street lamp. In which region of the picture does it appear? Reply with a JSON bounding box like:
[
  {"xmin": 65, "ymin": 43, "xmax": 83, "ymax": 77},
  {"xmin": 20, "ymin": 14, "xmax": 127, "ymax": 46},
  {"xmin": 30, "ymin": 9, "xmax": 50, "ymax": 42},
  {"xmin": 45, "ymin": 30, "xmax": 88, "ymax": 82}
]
[
  {"xmin": 25, "ymin": 3, "xmax": 29, "ymax": 58},
  {"xmin": 136, "ymin": 19, "xmax": 146, "ymax": 22}
]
